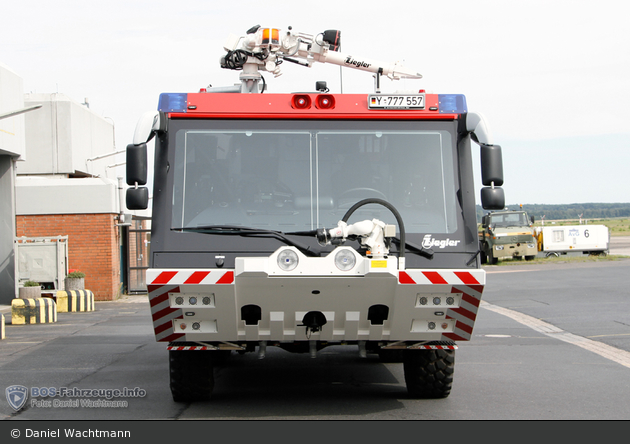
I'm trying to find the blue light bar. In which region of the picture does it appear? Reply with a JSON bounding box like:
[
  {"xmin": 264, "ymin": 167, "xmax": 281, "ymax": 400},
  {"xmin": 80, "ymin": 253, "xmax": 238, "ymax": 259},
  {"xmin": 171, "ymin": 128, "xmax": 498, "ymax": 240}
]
[
  {"xmin": 438, "ymin": 94, "xmax": 467, "ymax": 114},
  {"xmin": 158, "ymin": 93, "xmax": 188, "ymax": 112}
]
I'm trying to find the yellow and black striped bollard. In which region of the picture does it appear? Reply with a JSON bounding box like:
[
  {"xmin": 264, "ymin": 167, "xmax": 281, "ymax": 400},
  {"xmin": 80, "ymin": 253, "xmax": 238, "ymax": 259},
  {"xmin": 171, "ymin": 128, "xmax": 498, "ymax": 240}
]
[
  {"xmin": 11, "ymin": 298, "xmax": 57, "ymax": 325},
  {"xmin": 55, "ymin": 290, "xmax": 95, "ymax": 313}
]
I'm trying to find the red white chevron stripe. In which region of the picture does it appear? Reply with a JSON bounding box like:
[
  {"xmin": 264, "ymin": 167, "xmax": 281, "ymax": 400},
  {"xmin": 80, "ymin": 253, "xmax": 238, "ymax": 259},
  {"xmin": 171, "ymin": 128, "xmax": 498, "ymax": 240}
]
[
  {"xmin": 168, "ymin": 344, "xmax": 457, "ymax": 351},
  {"xmin": 399, "ymin": 270, "xmax": 483, "ymax": 286},
  {"xmin": 148, "ymin": 270, "xmax": 234, "ymax": 286},
  {"xmin": 399, "ymin": 270, "xmax": 484, "ymax": 341},
  {"xmin": 443, "ymin": 284, "xmax": 484, "ymax": 341},
  {"xmin": 147, "ymin": 284, "xmax": 184, "ymax": 342},
  {"xmin": 391, "ymin": 344, "xmax": 458, "ymax": 350},
  {"xmin": 167, "ymin": 345, "xmax": 212, "ymax": 351},
  {"xmin": 146, "ymin": 269, "xmax": 235, "ymax": 342}
]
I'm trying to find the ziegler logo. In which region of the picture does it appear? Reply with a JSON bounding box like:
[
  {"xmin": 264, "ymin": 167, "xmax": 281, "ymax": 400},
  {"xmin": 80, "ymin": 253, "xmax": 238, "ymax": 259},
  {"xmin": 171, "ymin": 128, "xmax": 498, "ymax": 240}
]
[
  {"xmin": 422, "ymin": 234, "xmax": 461, "ymax": 249},
  {"xmin": 344, "ymin": 56, "xmax": 371, "ymax": 69}
]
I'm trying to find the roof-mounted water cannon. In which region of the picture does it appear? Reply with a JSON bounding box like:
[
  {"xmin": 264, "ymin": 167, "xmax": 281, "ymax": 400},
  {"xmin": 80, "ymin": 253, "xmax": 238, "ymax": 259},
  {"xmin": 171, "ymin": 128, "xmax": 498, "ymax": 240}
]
[{"xmin": 220, "ymin": 25, "xmax": 422, "ymax": 93}]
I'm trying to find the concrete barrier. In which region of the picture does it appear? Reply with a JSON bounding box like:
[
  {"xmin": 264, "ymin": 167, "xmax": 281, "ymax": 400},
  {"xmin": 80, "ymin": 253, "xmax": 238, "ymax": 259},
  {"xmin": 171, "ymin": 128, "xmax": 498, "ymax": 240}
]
[
  {"xmin": 55, "ymin": 290, "xmax": 95, "ymax": 313},
  {"xmin": 11, "ymin": 298, "xmax": 57, "ymax": 325}
]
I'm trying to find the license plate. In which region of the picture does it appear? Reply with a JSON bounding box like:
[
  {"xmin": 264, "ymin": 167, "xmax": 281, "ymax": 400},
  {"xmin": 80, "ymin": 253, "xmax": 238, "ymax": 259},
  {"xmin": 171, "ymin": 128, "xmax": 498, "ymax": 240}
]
[{"xmin": 368, "ymin": 94, "xmax": 425, "ymax": 110}]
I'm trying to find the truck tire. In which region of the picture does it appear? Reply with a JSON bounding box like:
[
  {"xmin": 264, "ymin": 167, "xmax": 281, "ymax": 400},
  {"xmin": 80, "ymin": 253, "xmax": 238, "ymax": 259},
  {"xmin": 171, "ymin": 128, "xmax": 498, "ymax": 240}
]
[
  {"xmin": 403, "ymin": 349, "xmax": 455, "ymax": 399},
  {"xmin": 488, "ymin": 254, "xmax": 498, "ymax": 265},
  {"xmin": 169, "ymin": 350, "xmax": 215, "ymax": 402}
]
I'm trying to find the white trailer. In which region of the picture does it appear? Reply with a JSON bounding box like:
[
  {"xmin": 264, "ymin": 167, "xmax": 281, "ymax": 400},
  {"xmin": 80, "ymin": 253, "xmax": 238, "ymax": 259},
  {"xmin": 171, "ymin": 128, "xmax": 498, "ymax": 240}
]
[{"xmin": 541, "ymin": 225, "xmax": 609, "ymax": 257}]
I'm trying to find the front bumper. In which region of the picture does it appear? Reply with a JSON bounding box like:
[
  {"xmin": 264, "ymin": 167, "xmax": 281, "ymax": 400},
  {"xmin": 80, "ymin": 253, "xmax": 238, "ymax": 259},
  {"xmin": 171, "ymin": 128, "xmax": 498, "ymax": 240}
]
[
  {"xmin": 493, "ymin": 242, "xmax": 537, "ymax": 258},
  {"xmin": 147, "ymin": 247, "xmax": 485, "ymax": 345}
]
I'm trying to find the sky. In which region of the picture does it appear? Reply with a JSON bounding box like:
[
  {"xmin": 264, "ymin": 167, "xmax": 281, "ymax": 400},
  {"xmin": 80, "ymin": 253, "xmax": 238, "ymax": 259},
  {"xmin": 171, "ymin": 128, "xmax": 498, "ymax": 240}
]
[{"xmin": 2, "ymin": 0, "xmax": 629, "ymax": 205}]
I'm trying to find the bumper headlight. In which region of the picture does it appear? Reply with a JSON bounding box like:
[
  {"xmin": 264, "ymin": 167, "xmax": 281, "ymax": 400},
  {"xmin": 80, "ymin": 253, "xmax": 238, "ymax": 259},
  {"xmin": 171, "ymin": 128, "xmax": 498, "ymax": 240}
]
[
  {"xmin": 277, "ymin": 249, "xmax": 299, "ymax": 271},
  {"xmin": 334, "ymin": 249, "xmax": 356, "ymax": 271},
  {"xmin": 495, "ymin": 245, "xmax": 504, "ymax": 251}
]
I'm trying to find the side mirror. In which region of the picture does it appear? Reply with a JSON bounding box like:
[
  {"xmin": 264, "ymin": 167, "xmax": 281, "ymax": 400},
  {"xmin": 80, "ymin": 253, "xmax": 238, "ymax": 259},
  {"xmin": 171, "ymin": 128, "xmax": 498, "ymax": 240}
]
[
  {"xmin": 126, "ymin": 143, "xmax": 149, "ymax": 210},
  {"xmin": 126, "ymin": 143, "xmax": 147, "ymax": 186},
  {"xmin": 480, "ymin": 145, "xmax": 503, "ymax": 186},
  {"xmin": 481, "ymin": 187, "xmax": 505, "ymax": 210},
  {"xmin": 126, "ymin": 187, "xmax": 149, "ymax": 210}
]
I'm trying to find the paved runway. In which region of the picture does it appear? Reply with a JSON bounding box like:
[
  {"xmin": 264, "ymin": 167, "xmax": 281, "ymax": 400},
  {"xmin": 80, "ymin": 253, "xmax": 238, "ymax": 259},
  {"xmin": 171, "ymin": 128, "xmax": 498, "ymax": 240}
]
[{"xmin": 610, "ymin": 236, "xmax": 630, "ymax": 256}]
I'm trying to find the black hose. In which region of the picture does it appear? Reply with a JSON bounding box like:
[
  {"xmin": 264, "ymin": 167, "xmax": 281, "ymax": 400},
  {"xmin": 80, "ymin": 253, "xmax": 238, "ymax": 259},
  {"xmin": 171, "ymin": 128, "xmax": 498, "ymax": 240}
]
[{"xmin": 341, "ymin": 198, "xmax": 406, "ymax": 259}]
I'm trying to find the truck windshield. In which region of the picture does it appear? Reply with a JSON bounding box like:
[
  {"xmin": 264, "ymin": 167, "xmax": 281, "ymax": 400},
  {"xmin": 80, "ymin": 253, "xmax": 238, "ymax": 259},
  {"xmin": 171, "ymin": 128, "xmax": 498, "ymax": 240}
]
[
  {"xmin": 490, "ymin": 212, "xmax": 529, "ymax": 227},
  {"xmin": 170, "ymin": 120, "xmax": 458, "ymax": 234}
]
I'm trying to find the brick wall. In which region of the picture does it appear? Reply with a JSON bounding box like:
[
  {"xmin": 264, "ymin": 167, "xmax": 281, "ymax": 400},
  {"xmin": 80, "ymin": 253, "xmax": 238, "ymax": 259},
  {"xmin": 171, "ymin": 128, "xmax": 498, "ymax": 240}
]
[{"xmin": 16, "ymin": 213, "xmax": 121, "ymax": 301}]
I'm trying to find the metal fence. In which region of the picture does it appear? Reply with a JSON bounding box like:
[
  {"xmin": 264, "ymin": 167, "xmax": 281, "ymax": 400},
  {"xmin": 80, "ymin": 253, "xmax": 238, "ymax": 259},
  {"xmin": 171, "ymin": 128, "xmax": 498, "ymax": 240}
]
[{"xmin": 126, "ymin": 219, "xmax": 150, "ymax": 294}]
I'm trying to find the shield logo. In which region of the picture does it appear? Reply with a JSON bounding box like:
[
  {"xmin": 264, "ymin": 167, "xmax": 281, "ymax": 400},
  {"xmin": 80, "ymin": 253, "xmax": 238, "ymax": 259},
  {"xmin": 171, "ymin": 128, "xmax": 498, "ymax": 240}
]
[{"xmin": 5, "ymin": 385, "xmax": 28, "ymax": 411}]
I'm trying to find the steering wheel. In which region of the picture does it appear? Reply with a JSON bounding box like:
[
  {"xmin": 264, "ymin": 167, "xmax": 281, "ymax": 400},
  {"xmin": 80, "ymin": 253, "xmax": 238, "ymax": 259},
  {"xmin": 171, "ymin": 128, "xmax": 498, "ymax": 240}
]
[{"xmin": 338, "ymin": 188, "xmax": 387, "ymax": 201}]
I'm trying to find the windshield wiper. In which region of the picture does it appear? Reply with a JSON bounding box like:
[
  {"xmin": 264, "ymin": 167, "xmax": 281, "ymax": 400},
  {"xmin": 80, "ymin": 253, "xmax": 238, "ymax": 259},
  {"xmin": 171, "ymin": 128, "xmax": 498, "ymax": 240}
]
[
  {"xmin": 174, "ymin": 226, "xmax": 433, "ymax": 260},
  {"xmin": 173, "ymin": 225, "xmax": 321, "ymax": 257}
]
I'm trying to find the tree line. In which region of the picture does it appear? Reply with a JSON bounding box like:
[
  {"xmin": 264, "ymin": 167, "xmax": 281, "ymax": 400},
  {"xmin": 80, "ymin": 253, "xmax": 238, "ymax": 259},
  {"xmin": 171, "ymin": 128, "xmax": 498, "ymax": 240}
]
[{"xmin": 477, "ymin": 203, "xmax": 630, "ymax": 221}]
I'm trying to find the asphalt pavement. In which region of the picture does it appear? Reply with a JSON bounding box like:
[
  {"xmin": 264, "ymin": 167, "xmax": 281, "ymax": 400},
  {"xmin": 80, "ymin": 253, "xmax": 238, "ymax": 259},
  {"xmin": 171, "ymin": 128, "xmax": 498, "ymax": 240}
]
[{"xmin": 609, "ymin": 235, "xmax": 630, "ymax": 255}]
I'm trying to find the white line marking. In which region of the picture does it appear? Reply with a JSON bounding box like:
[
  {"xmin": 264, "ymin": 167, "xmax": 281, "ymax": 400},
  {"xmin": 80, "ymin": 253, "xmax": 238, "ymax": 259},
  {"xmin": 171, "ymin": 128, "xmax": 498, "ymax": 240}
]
[
  {"xmin": 485, "ymin": 269, "xmax": 540, "ymax": 274},
  {"xmin": 481, "ymin": 301, "xmax": 630, "ymax": 369}
]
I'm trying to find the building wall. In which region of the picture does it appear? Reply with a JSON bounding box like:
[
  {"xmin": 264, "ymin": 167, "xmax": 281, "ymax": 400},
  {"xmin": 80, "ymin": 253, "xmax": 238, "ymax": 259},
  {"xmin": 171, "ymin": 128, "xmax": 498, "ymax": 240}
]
[
  {"xmin": 0, "ymin": 156, "xmax": 16, "ymax": 304},
  {"xmin": 16, "ymin": 213, "xmax": 121, "ymax": 301},
  {"xmin": 0, "ymin": 63, "xmax": 27, "ymax": 305},
  {"xmin": 12, "ymin": 91, "xmax": 124, "ymax": 302},
  {"xmin": 17, "ymin": 93, "xmax": 116, "ymax": 177},
  {"xmin": 15, "ymin": 176, "xmax": 119, "ymax": 215}
]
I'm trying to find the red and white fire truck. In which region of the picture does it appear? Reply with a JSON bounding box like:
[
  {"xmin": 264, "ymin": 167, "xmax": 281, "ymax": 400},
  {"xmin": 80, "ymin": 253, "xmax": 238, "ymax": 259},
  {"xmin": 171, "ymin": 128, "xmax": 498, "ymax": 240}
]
[{"xmin": 126, "ymin": 25, "xmax": 505, "ymax": 401}]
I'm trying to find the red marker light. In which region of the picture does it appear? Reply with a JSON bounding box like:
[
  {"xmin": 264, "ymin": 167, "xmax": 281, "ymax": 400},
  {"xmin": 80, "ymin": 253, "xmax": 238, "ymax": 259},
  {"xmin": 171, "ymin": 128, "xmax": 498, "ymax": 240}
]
[
  {"xmin": 291, "ymin": 94, "xmax": 312, "ymax": 109},
  {"xmin": 315, "ymin": 95, "xmax": 335, "ymax": 109}
]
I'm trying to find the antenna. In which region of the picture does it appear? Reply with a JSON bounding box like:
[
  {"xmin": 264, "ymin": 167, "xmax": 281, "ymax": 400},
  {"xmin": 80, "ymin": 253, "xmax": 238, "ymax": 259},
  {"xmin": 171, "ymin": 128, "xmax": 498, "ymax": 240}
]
[{"xmin": 339, "ymin": 66, "xmax": 343, "ymax": 93}]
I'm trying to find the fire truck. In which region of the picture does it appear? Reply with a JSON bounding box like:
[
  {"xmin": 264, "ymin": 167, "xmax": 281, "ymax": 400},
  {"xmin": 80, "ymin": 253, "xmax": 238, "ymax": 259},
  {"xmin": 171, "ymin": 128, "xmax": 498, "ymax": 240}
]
[{"xmin": 125, "ymin": 25, "xmax": 505, "ymax": 401}]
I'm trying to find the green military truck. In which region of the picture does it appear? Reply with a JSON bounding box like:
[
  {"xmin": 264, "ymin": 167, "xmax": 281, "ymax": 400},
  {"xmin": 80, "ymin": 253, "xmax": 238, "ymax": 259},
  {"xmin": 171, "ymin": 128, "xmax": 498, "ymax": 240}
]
[{"xmin": 479, "ymin": 210, "xmax": 537, "ymax": 264}]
